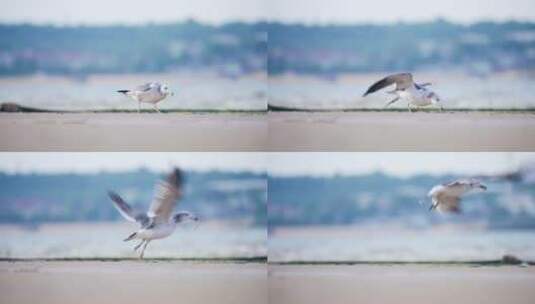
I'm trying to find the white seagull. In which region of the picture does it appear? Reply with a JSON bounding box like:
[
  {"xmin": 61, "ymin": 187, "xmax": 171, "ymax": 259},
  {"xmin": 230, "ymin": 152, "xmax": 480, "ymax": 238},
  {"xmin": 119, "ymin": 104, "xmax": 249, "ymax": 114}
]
[
  {"xmin": 428, "ymin": 179, "xmax": 487, "ymax": 213},
  {"xmin": 117, "ymin": 82, "xmax": 174, "ymax": 113},
  {"xmin": 108, "ymin": 168, "xmax": 199, "ymax": 259},
  {"xmin": 363, "ymin": 73, "xmax": 443, "ymax": 112}
]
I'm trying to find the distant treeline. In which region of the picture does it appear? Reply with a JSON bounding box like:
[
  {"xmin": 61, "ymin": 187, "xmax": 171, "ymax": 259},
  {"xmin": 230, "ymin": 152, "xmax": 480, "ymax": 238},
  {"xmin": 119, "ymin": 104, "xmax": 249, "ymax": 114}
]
[
  {"xmin": 268, "ymin": 20, "xmax": 535, "ymax": 75},
  {"xmin": 0, "ymin": 169, "xmax": 266, "ymax": 225},
  {"xmin": 1, "ymin": 20, "xmax": 535, "ymax": 76},
  {"xmin": 269, "ymin": 173, "xmax": 535, "ymax": 229},
  {"xmin": 0, "ymin": 21, "xmax": 267, "ymax": 76}
]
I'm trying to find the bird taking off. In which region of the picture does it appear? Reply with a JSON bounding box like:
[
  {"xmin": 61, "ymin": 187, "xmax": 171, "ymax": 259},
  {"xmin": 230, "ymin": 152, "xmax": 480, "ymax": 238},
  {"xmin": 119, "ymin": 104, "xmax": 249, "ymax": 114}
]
[
  {"xmin": 363, "ymin": 73, "xmax": 443, "ymax": 112},
  {"xmin": 117, "ymin": 82, "xmax": 173, "ymax": 113},
  {"xmin": 427, "ymin": 179, "xmax": 487, "ymax": 213},
  {"xmin": 108, "ymin": 168, "xmax": 199, "ymax": 259}
]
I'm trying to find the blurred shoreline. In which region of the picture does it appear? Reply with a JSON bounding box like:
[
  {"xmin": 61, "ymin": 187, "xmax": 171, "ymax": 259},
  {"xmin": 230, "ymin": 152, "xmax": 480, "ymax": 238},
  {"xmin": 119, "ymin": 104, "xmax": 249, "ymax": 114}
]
[{"xmin": 0, "ymin": 221, "xmax": 267, "ymax": 259}]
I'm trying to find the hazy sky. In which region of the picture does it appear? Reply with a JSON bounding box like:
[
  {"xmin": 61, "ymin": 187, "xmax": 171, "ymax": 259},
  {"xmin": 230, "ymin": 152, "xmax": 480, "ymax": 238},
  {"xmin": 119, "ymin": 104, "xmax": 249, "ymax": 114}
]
[
  {"xmin": 269, "ymin": 0, "xmax": 535, "ymax": 24},
  {"xmin": 268, "ymin": 153, "xmax": 535, "ymax": 177},
  {"xmin": 1, "ymin": 0, "xmax": 533, "ymax": 25},
  {"xmin": 0, "ymin": 0, "xmax": 268, "ymax": 25},
  {"xmin": 0, "ymin": 153, "xmax": 267, "ymax": 174}
]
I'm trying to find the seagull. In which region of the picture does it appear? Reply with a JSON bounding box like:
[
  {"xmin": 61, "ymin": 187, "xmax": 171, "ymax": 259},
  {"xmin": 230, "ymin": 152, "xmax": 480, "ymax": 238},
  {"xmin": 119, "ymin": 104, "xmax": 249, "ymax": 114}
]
[
  {"xmin": 363, "ymin": 73, "xmax": 443, "ymax": 112},
  {"xmin": 108, "ymin": 168, "xmax": 199, "ymax": 259},
  {"xmin": 427, "ymin": 179, "xmax": 487, "ymax": 213},
  {"xmin": 117, "ymin": 82, "xmax": 174, "ymax": 113}
]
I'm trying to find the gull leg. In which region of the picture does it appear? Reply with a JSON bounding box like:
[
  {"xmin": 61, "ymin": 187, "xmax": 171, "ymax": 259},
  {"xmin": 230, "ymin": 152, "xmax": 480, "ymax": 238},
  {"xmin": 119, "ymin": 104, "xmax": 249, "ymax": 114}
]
[
  {"xmin": 429, "ymin": 199, "xmax": 438, "ymax": 211},
  {"xmin": 383, "ymin": 97, "xmax": 399, "ymax": 108},
  {"xmin": 134, "ymin": 240, "xmax": 145, "ymax": 251},
  {"xmin": 154, "ymin": 104, "xmax": 161, "ymax": 113},
  {"xmin": 407, "ymin": 103, "xmax": 412, "ymax": 112},
  {"xmin": 138, "ymin": 101, "xmax": 141, "ymax": 113},
  {"xmin": 139, "ymin": 240, "xmax": 151, "ymax": 259}
]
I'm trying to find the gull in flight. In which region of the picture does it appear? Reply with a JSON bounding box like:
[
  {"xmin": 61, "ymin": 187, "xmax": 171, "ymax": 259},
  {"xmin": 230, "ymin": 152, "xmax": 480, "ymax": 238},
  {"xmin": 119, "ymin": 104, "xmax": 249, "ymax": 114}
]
[
  {"xmin": 108, "ymin": 168, "xmax": 199, "ymax": 259},
  {"xmin": 117, "ymin": 82, "xmax": 174, "ymax": 113},
  {"xmin": 427, "ymin": 179, "xmax": 487, "ymax": 213},
  {"xmin": 363, "ymin": 73, "xmax": 443, "ymax": 112}
]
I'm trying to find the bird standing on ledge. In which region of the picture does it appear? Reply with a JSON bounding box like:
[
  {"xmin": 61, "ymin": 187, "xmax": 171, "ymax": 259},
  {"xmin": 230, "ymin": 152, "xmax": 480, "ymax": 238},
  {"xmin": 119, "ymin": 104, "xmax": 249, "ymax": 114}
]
[{"xmin": 117, "ymin": 82, "xmax": 174, "ymax": 113}]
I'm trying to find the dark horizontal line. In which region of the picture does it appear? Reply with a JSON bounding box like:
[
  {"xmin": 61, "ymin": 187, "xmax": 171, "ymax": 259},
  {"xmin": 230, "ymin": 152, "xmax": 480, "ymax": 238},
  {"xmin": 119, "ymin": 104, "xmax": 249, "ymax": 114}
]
[
  {"xmin": 0, "ymin": 103, "xmax": 266, "ymax": 114},
  {"xmin": 270, "ymin": 260, "xmax": 534, "ymax": 266},
  {"xmin": 0, "ymin": 256, "xmax": 268, "ymax": 263},
  {"xmin": 268, "ymin": 104, "xmax": 535, "ymax": 113}
]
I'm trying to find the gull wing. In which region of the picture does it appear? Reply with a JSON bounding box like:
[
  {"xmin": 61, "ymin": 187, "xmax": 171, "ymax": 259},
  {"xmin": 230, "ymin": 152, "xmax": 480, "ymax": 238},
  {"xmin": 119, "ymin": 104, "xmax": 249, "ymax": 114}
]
[
  {"xmin": 108, "ymin": 191, "xmax": 150, "ymax": 226},
  {"xmin": 147, "ymin": 168, "xmax": 184, "ymax": 223},
  {"xmin": 363, "ymin": 73, "xmax": 414, "ymax": 96},
  {"xmin": 134, "ymin": 83, "xmax": 154, "ymax": 93},
  {"xmin": 445, "ymin": 179, "xmax": 470, "ymax": 187}
]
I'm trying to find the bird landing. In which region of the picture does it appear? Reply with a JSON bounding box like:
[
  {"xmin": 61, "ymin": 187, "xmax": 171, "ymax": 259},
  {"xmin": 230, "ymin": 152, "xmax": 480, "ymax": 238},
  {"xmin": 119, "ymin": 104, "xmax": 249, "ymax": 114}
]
[
  {"xmin": 363, "ymin": 73, "xmax": 443, "ymax": 112},
  {"xmin": 108, "ymin": 168, "xmax": 198, "ymax": 259}
]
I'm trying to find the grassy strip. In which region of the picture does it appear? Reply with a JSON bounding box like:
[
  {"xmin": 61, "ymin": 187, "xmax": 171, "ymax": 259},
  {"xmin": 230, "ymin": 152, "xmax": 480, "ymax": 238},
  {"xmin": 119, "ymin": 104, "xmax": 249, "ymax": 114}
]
[
  {"xmin": 0, "ymin": 256, "xmax": 267, "ymax": 263},
  {"xmin": 268, "ymin": 104, "xmax": 535, "ymax": 113},
  {"xmin": 271, "ymin": 260, "xmax": 533, "ymax": 266}
]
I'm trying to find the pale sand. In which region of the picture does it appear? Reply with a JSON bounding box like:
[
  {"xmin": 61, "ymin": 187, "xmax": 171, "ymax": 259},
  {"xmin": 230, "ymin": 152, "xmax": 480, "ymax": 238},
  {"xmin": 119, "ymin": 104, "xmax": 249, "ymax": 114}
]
[
  {"xmin": 269, "ymin": 265, "xmax": 535, "ymax": 304},
  {"xmin": 0, "ymin": 261, "xmax": 267, "ymax": 304},
  {"xmin": 0, "ymin": 113, "xmax": 266, "ymax": 151},
  {"xmin": 268, "ymin": 112, "xmax": 535, "ymax": 151}
]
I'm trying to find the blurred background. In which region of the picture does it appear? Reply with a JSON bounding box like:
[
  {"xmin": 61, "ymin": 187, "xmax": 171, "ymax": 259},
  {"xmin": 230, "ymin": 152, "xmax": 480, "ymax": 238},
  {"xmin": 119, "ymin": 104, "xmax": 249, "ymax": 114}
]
[
  {"xmin": 0, "ymin": 153, "xmax": 267, "ymax": 258},
  {"xmin": 268, "ymin": 153, "xmax": 535, "ymax": 262},
  {"xmin": 0, "ymin": 0, "xmax": 267, "ymax": 110},
  {"xmin": 267, "ymin": 0, "xmax": 535, "ymax": 109},
  {"xmin": 4, "ymin": 0, "xmax": 535, "ymax": 111}
]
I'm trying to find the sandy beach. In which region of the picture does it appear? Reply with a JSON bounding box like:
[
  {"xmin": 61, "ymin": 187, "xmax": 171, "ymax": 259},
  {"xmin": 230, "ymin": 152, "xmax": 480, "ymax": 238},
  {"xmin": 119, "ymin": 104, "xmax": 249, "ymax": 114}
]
[
  {"xmin": 268, "ymin": 111, "xmax": 535, "ymax": 151},
  {"xmin": 0, "ymin": 261, "xmax": 267, "ymax": 304},
  {"xmin": 269, "ymin": 264, "xmax": 535, "ymax": 304},
  {"xmin": 0, "ymin": 113, "xmax": 266, "ymax": 151}
]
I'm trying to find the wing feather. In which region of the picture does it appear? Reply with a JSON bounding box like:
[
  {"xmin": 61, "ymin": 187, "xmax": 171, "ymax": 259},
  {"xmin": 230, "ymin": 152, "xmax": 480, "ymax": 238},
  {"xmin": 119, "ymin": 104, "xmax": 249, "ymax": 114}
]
[
  {"xmin": 363, "ymin": 73, "xmax": 414, "ymax": 96},
  {"xmin": 147, "ymin": 168, "xmax": 184, "ymax": 223},
  {"xmin": 108, "ymin": 191, "xmax": 149, "ymax": 225},
  {"xmin": 134, "ymin": 83, "xmax": 154, "ymax": 92}
]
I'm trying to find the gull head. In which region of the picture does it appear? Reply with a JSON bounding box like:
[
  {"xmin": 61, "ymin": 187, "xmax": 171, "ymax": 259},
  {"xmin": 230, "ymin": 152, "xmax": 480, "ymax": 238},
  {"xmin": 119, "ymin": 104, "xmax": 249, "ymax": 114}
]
[
  {"xmin": 471, "ymin": 180, "xmax": 488, "ymax": 192},
  {"xmin": 173, "ymin": 211, "xmax": 199, "ymax": 223},
  {"xmin": 427, "ymin": 91, "xmax": 441, "ymax": 105},
  {"xmin": 159, "ymin": 83, "xmax": 174, "ymax": 96},
  {"xmin": 460, "ymin": 178, "xmax": 488, "ymax": 193},
  {"xmin": 426, "ymin": 91, "xmax": 444, "ymax": 110}
]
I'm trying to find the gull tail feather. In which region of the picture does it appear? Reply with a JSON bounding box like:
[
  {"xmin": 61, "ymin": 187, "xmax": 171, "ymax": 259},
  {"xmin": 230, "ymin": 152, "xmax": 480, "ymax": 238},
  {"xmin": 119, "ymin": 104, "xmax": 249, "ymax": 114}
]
[
  {"xmin": 117, "ymin": 90, "xmax": 130, "ymax": 95},
  {"xmin": 124, "ymin": 232, "xmax": 137, "ymax": 242}
]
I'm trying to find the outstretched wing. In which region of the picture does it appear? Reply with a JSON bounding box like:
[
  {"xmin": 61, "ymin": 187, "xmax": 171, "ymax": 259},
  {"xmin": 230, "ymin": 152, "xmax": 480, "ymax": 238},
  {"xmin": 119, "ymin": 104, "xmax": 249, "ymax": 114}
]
[
  {"xmin": 147, "ymin": 168, "xmax": 184, "ymax": 223},
  {"xmin": 363, "ymin": 73, "xmax": 414, "ymax": 96},
  {"xmin": 108, "ymin": 191, "xmax": 150, "ymax": 226}
]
